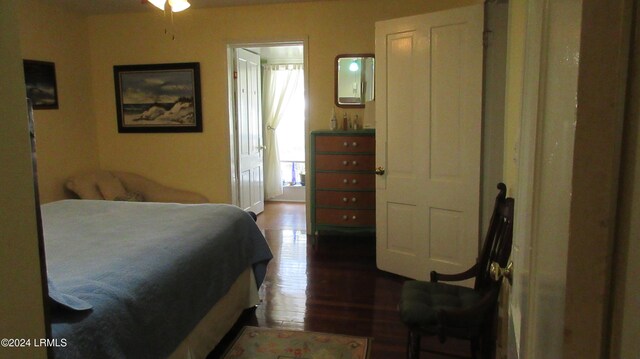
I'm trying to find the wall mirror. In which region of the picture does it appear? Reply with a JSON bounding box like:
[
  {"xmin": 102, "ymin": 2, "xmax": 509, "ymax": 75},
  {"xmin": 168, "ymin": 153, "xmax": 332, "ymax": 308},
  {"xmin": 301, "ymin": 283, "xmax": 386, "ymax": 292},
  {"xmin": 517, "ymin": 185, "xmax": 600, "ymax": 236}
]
[{"xmin": 335, "ymin": 54, "xmax": 375, "ymax": 108}]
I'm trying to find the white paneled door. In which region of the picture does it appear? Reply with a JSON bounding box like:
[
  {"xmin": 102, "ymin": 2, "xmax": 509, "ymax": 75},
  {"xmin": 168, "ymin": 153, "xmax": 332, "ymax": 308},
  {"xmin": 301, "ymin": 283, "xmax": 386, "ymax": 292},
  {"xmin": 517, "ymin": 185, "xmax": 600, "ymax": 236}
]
[
  {"xmin": 236, "ymin": 48, "xmax": 265, "ymax": 214},
  {"xmin": 375, "ymin": 5, "xmax": 484, "ymax": 282}
]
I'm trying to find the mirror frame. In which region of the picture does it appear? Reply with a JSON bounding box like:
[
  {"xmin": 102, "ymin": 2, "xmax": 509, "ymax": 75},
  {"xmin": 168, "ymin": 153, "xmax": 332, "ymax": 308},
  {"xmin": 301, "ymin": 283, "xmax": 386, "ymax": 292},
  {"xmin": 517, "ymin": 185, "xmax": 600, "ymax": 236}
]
[{"xmin": 334, "ymin": 53, "xmax": 375, "ymax": 108}]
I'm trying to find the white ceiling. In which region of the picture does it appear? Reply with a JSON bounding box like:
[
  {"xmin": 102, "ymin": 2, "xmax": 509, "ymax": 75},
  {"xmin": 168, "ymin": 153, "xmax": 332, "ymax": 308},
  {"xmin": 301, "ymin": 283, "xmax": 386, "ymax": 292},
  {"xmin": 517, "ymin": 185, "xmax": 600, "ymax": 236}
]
[
  {"xmin": 39, "ymin": 0, "xmax": 321, "ymax": 15},
  {"xmin": 247, "ymin": 45, "xmax": 304, "ymax": 63}
]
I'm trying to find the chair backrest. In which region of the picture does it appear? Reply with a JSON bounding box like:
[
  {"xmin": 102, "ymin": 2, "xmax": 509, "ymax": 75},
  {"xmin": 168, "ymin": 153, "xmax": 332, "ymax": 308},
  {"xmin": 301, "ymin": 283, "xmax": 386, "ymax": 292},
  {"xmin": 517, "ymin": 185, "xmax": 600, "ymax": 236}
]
[{"xmin": 474, "ymin": 183, "xmax": 514, "ymax": 291}]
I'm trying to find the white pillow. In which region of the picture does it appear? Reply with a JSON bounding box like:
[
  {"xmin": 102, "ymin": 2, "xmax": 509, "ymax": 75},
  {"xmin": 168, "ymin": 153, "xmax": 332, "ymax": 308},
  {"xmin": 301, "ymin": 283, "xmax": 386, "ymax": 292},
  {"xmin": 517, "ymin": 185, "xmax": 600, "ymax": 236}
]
[
  {"xmin": 65, "ymin": 172, "xmax": 104, "ymax": 200},
  {"xmin": 96, "ymin": 173, "xmax": 127, "ymax": 200}
]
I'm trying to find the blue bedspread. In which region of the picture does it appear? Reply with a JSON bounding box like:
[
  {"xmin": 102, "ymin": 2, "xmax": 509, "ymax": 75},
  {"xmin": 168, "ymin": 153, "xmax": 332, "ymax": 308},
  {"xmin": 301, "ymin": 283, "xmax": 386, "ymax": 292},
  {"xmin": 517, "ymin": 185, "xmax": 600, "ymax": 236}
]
[{"xmin": 41, "ymin": 200, "xmax": 272, "ymax": 359}]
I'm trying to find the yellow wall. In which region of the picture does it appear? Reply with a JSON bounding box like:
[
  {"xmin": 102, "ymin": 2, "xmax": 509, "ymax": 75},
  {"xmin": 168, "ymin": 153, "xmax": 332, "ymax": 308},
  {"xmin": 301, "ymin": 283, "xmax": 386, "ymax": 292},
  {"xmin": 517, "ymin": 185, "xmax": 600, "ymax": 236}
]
[
  {"xmin": 18, "ymin": 0, "xmax": 100, "ymax": 203},
  {"xmin": 0, "ymin": 0, "xmax": 47, "ymax": 357},
  {"xmin": 88, "ymin": 0, "xmax": 479, "ymax": 203}
]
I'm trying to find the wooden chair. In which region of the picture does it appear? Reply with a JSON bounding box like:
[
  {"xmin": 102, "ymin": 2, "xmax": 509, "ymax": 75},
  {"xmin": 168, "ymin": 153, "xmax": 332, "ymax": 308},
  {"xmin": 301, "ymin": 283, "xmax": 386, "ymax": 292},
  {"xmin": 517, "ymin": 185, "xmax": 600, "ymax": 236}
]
[{"xmin": 399, "ymin": 183, "xmax": 514, "ymax": 359}]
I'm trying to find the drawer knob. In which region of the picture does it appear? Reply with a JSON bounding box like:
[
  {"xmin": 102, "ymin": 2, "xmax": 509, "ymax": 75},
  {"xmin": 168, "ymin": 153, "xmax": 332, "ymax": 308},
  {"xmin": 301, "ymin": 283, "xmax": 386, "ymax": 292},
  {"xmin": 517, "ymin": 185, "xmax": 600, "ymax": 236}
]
[
  {"xmin": 351, "ymin": 197, "xmax": 357, "ymax": 202},
  {"xmin": 343, "ymin": 197, "xmax": 348, "ymax": 202},
  {"xmin": 342, "ymin": 215, "xmax": 348, "ymax": 220},
  {"xmin": 352, "ymin": 179, "xmax": 358, "ymax": 184},
  {"xmin": 352, "ymin": 215, "xmax": 357, "ymax": 220},
  {"xmin": 343, "ymin": 141, "xmax": 349, "ymax": 147},
  {"xmin": 352, "ymin": 142, "xmax": 358, "ymax": 147},
  {"xmin": 343, "ymin": 179, "xmax": 348, "ymax": 184},
  {"xmin": 343, "ymin": 160, "xmax": 348, "ymax": 166},
  {"xmin": 352, "ymin": 161, "xmax": 358, "ymax": 166}
]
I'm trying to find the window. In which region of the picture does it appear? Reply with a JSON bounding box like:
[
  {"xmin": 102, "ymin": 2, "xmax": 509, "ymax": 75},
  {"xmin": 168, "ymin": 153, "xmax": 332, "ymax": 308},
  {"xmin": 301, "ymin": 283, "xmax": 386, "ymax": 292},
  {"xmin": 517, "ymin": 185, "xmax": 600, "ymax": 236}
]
[{"xmin": 272, "ymin": 67, "xmax": 305, "ymax": 186}]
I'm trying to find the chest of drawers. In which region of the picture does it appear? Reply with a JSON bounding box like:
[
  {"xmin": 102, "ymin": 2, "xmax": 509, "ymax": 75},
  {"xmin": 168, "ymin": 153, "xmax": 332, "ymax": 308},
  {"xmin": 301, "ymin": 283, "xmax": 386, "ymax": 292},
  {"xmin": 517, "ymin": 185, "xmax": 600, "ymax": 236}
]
[{"xmin": 310, "ymin": 130, "xmax": 376, "ymax": 239}]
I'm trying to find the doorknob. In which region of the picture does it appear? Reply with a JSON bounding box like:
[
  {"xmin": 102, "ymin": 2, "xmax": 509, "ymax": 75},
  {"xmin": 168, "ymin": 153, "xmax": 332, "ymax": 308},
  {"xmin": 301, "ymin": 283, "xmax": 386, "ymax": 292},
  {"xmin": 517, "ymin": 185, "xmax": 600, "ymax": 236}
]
[
  {"xmin": 490, "ymin": 261, "xmax": 513, "ymax": 285},
  {"xmin": 375, "ymin": 166, "xmax": 385, "ymax": 175}
]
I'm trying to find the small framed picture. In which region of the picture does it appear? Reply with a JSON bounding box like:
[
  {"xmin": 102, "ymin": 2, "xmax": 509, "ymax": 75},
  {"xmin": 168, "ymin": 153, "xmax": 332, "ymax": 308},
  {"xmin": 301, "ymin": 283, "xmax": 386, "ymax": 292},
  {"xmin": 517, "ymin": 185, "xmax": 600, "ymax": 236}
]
[
  {"xmin": 113, "ymin": 62, "xmax": 202, "ymax": 133},
  {"xmin": 23, "ymin": 60, "xmax": 59, "ymax": 110}
]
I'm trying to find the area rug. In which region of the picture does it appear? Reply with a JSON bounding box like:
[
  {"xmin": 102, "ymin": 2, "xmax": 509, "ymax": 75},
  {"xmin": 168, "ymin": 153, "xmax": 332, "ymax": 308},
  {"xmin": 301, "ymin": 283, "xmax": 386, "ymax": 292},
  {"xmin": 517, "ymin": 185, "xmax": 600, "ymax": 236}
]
[{"xmin": 222, "ymin": 326, "xmax": 371, "ymax": 359}]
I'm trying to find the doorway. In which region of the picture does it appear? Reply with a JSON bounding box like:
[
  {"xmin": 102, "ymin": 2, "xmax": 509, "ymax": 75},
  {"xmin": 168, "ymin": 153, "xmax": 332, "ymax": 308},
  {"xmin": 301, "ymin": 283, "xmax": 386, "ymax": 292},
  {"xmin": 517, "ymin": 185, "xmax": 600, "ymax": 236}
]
[{"xmin": 227, "ymin": 42, "xmax": 307, "ymax": 212}]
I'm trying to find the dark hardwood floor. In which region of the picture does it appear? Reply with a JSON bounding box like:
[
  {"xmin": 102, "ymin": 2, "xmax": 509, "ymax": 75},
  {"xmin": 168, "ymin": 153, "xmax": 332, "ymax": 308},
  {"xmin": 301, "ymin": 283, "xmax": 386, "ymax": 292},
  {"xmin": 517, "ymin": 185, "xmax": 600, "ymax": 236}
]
[{"xmin": 208, "ymin": 202, "xmax": 470, "ymax": 359}]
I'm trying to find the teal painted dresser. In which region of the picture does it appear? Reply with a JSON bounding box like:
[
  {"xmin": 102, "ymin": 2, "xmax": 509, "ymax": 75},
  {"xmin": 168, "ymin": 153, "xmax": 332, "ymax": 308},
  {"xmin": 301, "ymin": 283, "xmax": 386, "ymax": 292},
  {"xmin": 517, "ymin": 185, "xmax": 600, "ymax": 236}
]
[{"xmin": 310, "ymin": 129, "xmax": 376, "ymax": 240}]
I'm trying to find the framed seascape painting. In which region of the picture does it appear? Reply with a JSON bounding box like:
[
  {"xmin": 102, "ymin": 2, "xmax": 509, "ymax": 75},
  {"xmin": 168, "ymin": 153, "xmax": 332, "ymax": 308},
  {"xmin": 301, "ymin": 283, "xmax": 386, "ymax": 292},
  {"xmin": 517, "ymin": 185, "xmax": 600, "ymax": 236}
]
[
  {"xmin": 113, "ymin": 62, "xmax": 202, "ymax": 133},
  {"xmin": 23, "ymin": 60, "xmax": 59, "ymax": 110}
]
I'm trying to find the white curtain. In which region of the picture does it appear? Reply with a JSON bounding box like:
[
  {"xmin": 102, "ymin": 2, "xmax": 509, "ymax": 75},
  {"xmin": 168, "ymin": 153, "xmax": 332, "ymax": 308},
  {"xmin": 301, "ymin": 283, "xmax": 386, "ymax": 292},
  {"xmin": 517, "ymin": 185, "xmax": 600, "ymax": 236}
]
[{"xmin": 262, "ymin": 64, "xmax": 303, "ymax": 199}]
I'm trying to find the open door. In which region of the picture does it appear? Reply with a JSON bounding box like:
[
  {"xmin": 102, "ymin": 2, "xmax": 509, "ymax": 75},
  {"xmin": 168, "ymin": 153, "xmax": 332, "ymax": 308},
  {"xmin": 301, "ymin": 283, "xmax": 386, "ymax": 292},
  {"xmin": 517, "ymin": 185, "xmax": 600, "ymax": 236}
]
[
  {"xmin": 375, "ymin": 5, "xmax": 484, "ymax": 282},
  {"xmin": 235, "ymin": 48, "xmax": 265, "ymax": 214}
]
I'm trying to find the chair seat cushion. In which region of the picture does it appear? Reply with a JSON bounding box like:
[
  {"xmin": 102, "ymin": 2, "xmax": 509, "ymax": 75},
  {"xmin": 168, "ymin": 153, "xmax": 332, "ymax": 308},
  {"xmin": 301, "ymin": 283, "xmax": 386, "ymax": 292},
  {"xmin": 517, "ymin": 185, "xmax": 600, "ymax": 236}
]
[{"xmin": 399, "ymin": 280, "xmax": 483, "ymax": 330}]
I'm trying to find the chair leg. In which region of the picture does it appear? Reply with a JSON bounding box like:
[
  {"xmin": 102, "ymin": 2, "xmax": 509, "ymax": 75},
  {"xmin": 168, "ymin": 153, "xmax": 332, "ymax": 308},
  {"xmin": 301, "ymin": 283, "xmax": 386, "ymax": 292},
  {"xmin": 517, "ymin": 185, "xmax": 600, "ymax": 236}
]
[
  {"xmin": 480, "ymin": 330, "xmax": 494, "ymax": 359},
  {"xmin": 407, "ymin": 330, "xmax": 420, "ymax": 359},
  {"xmin": 481, "ymin": 307, "xmax": 499, "ymax": 359},
  {"xmin": 470, "ymin": 338, "xmax": 479, "ymax": 359}
]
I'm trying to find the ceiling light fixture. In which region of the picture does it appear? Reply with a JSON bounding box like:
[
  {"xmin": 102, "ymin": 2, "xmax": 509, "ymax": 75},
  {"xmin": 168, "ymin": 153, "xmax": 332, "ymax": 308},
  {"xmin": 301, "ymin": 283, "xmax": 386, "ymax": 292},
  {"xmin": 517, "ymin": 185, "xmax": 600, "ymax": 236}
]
[
  {"xmin": 148, "ymin": 0, "xmax": 191, "ymax": 13},
  {"xmin": 168, "ymin": 0, "xmax": 191, "ymax": 12}
]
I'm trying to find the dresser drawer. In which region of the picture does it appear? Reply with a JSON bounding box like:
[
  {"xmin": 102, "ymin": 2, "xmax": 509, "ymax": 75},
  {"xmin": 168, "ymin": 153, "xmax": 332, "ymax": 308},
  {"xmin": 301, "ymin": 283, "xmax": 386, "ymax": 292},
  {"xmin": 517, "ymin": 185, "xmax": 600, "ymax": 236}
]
[
  {"xmin": 315, "ymin": 154, "xmax": 375, "ymax": 171},
  {"xmin": 315, "ymin": 172, "xmax": 375, "ymax": 190},
  {"xmin": 316, "ymin": 190, "xmax": 375, "ymax": 209},
  {"xmin": 316, "ymin": 208, "xmax": 376, "ymax": 226},
  {"xmin": 315, "ymin": 135, "xmax": 374, "ymax": 153}
]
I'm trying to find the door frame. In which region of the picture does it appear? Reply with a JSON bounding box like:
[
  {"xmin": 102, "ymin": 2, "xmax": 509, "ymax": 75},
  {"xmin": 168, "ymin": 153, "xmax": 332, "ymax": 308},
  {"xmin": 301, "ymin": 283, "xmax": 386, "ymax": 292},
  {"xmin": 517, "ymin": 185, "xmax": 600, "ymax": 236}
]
[
  {"xmin": 226, "ymin": 38, "xmax": 309, "ymax": 209},
  {"xmin": 506, "ymin": 0, "xmax": 584, "ymax": 357},
  {"xmin": 505, "ymin": 0, "xmax": 633, "ymax": 358},
  {"xmin": 564, "ymin": 0, "xmax": 633, "ymax": 358}
]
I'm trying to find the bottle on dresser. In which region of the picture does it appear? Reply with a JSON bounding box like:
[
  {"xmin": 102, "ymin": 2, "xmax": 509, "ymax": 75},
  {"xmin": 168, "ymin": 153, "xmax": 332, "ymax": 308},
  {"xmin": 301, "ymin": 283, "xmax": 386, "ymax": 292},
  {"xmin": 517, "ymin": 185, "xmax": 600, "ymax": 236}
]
[{"xmin": 330, "ymin": 108, "xmax": 338, "ymax": 130}]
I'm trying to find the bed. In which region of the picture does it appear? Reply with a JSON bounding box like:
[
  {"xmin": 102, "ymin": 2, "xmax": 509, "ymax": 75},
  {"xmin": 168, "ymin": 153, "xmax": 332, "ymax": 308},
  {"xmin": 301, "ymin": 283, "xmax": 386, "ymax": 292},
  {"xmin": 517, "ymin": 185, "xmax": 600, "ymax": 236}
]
[{"xmin": 42, "ymin": 199, "xmax": 272, "ymax": 359}]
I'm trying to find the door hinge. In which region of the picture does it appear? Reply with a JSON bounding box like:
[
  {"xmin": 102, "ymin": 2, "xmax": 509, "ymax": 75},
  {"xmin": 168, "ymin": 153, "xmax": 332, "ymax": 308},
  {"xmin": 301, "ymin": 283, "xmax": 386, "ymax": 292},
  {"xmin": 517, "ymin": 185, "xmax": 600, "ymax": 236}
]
[
  {"xmin": 233, "ymin": 71, "xmax": 238, "ymax": 79},
  {"xmin": 483, "ymin": 30, "xmax": 492, "ymax": 48}
]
